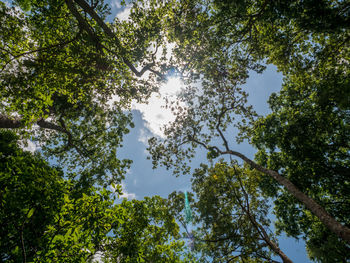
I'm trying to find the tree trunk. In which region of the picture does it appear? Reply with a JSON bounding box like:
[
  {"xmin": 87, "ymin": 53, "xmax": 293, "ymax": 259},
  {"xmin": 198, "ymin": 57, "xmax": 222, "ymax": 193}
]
[
  {"xmin": 225, "ymin": 149, "xmax": 350, "ymax": 244},
  {"xmin": 235, "ymin": 182, "xmax": 294, "ymax": 263},
  {"xmin": 256, "ymin": 221, "xmax": 293, "ymax": 263},
  {"xmin": 0, "ymin": 114, "xmax": 66, "ymax": 133},
  {"xmin": 0, "ymin": 114, "xmax": 22, "ymax": 128}
]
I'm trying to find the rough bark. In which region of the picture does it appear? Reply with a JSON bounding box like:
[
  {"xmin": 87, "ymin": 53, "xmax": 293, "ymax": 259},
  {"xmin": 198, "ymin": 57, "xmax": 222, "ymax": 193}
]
[
  {"xmin": 0, "ymin": 114, "xmax": 22, "ymax": 128},
  {"xmin": 256, "ymin": 223, "xmax": 293, "ymax": 263}
]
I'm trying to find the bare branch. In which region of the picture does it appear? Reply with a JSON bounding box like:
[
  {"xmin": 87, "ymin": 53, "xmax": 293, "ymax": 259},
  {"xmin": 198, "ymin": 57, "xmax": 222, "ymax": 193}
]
[{"xmin": 215, "ymin": 103, "xmax": 234, "ymax": 152}]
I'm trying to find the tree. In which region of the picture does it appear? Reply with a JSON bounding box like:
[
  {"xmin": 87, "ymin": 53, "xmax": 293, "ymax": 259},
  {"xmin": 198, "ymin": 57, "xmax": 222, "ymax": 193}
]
[
  {"xmin": 250, "ymin": 70, "xmax": 350, "ymax": 261},
  {"xmin": 2, "ymin": 0, "xmax": 349, "ymax": 259},
  {"xmin": 147, "ymin": 52, "xmax": 350, "ymax": 245},
  {"xmin": 147, "ymin": 0, "xmax": 350, "ymax": 249},
  {"xmin": 168, "ymin": 161, "xmax": 293, "ymax": 263},
  {"xmin": 200, "ymin": 0, "xmax": 350, "ymax": 258},
  {"xmin": 103, "ymin": 197, "xmax": 196, "ymax": 263},
  {"xmin": 0, "ymin": 0, "xmax": 174, "ymax": 185},
  {"xmin": 0, "ymin": 131, "xmax": 195, "ymax": 263},
  {"xmin": 0, "ymin": 130, "xmax": 66, "ymax": 262}
]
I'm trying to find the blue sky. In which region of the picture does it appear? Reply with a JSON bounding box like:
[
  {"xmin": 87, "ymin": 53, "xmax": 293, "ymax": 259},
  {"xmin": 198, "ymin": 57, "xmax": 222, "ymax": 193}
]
[
  {"xmin": 116, "ymin": 64, "xmax": 310, "ymax": 262},
  {"xmin": 105, "ymin": 1, "xmax": 312, "ymax": 261},
  {"xmin": 13, "ymin": 0, "xmax": 310, "ymax": 261}
]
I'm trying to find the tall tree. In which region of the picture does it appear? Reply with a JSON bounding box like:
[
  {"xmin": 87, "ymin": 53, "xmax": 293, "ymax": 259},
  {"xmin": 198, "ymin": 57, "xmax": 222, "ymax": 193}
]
[
  {"xmin": 168, "ymin": 162, "xmax": 293, "ymax": 263},
  {"xmin": 250, "ymin": 70, "xmax": 350, "ymax": 261},
  {"xmin": 0, "ymin": 0, "xmax": 174, "ymax": 184},
  {"xmin": 147, "ymin": 0, "xmax": 350, "ymax": 250},
  {"xmin": 2, "ymin": 0, "xmax": 349, "ymax": 259},
  {"xmin": 0, "ymin": 130, "xmax": 195, "ymax": 263},
  {"xmin": 147, "ymin": 52, "xmax": 350, "ymax": 245}
]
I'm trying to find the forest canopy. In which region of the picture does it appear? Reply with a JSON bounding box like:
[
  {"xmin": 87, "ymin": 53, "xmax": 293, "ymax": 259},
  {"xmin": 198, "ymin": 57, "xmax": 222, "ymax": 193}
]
[{"xmin": 0, "ymin": 0, "xmax": 349, "ymax": 262}]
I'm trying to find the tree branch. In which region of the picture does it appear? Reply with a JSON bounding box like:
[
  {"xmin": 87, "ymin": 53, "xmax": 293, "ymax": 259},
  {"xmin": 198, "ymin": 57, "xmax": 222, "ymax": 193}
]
[
  {"xmin": 216, "ymin": 103, "xmax": 234, "ymax": 152},
  {"xmin": 0, "ymin": 114, "xmax": 66, "ymax": 132},
  {"xmin": 0, "ymin": 114, "xmax": 89, "ymax": 157},
  {"xmin": 69, "ymin": 0, "xmax": 163, "ymax": 78},
  {"xmin": 221, "ymin": 148, "xmax": 350, "ymax": 244},
  {"xmin": 65, "ymin": 0, "xmax": 103, "ymax": 51},
  {"xmin": 0, "ymin": 114, "xmax": 22, "ymax": 128},
  {"xmin": 231, "ymin": 174, "xmax": 293, "ymax": 263},
  {"xmin": 57, "ymin": 117, "xmax": 89, "ymax": 157},
  {"xmin": 1, "ymin": 35, "xmax": 80, "ymax": 73},
  {"xmin": 185, "ymin": 130, "xmax": 350, "ymax": 243}
]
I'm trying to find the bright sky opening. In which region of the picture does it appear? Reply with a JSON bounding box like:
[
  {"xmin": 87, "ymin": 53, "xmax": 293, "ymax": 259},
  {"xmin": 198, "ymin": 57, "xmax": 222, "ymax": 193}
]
[{"xmin": 132, "ymin": 76, "xmax": 185, "ymax": 138}]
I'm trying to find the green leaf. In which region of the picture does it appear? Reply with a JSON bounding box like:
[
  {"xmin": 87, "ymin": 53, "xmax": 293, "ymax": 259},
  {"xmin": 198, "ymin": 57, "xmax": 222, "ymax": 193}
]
[{"xmin": 27, "ymin": 208, "xmax": 35, "ymax": 218}]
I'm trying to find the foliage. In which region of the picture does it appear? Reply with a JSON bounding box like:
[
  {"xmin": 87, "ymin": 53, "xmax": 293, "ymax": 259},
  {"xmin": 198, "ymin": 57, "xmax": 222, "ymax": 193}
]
[
  {"xmin": 0, "ymin": 131, "xmax": 194, "ymax": 263},
  {"xmin": 147, "ymin": 0, "xmax": 350, "ymax": 260},
  {"xmin": 147, "ymin": 49, "xmax": 258, "ymax": 175},
  {"xmin": 103, "ymin": 196, "xmax": 195, "ymax": 263},
  {"xmin": 2, "ymin": 0, "xmax": 350, "ymax": 261},
  {"xmin": 0, "ymin": 0, "xmax": 176, "ymax": 185},
  {"xmin": 0, "ymin": 130, "xmax": 66, "ymax": 262},
  {"xmin": 251, "ymin": 64, "xmax": 350, "ymax": 261},
  {"xmin": 168, "ymin": 161, "xmax": 292, "ymax": 263}
]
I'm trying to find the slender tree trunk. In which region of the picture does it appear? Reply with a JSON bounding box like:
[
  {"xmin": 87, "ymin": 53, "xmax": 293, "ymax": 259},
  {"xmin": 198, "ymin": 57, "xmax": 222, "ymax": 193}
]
[
  {"xmin": 256, "ymin": 222, "xmax": 293, "ymax": 263},
  {"xmin": 224, "ymin": 149, "xmax": 350, "ymax": 244},
  {"xmin": 20, "ymin": 226, "xmax": 26, "ymax": 263},
  {"xmin": 235, "ymin": 182, "xmax": 294, "ymax": 263}
]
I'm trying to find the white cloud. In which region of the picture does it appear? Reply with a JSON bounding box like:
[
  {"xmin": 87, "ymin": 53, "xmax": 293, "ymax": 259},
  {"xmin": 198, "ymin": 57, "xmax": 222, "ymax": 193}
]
[
  {"xmin": 138, "ymin": 128, "xmax": 150, "ymax": 144},
  {"xmin": 120, "ymin": 190, "xmax": 136, "ymax": 199},
  {"xmin": 116, "ymin": 6, "xmax": 131, "ymax": 21},
  {"xmin": 120, "ymin": 182, "xmax": 136, "ymax": 199},
  {"xmin": 104, "ymin": 38, "xmax": 182, "ymax": 141},
  {"xmin": 132, "ymin": 77, "xmax": 185, "ymax": 138}
]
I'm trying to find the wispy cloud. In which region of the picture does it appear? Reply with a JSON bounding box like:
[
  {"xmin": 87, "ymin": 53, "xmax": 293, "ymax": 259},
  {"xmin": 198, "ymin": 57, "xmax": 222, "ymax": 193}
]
[
  {"xmin": 138, "ymin": 128, "xmax": 151, "ymax": 144},
  {"xmin": 120, "ymin": 190, "xmax": 136, "ymax": 199},
  {"xmin": 110, "ymin": 0, "xmax": 121, "ymax": 9}
]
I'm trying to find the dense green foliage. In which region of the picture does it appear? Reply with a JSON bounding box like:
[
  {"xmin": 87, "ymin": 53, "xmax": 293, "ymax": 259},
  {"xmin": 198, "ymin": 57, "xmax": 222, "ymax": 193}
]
[
  {"xmin": 0, "ymin": 131, "xmax": 193, "ymax": 262},
  {"xmin": 147, "ymin": 0, "xmax": 350, "ymax": 261},
  {"xmin": 168, "ymin": 162, "xmax": 293, "ymax": 263},
  {"xmin": 1, "ymin": 0, "xmax": 350, "ymax": 261},
  {"xmin": 0, "ymin": 131, "xmax": 66, "ymax": 262},
  {"xmin": 252, "ymin": 75, "xmax": 350, "ymax": 261}
]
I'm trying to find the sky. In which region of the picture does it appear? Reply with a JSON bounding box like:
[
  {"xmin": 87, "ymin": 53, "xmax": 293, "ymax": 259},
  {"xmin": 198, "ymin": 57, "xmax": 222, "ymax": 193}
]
[
  {"xmin": 116, "ymin": 67, "xmax": 311, "ymax": 262},
  {"xmin": 14, "ymin": 0, "xmax": 311, "ymax": 261},
  {"xmin": 106, "ymin": 1, "xmax": 313, "ymax": 262}
]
